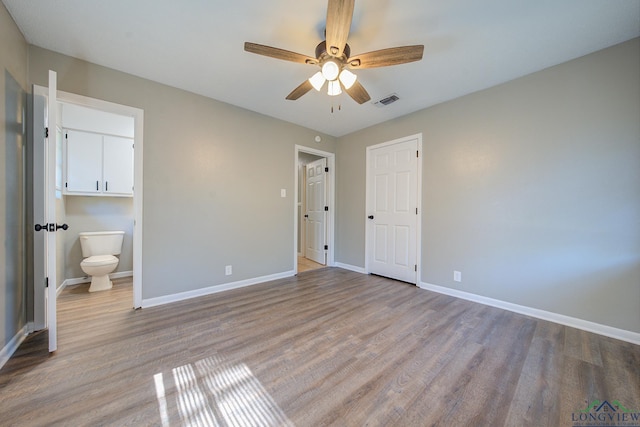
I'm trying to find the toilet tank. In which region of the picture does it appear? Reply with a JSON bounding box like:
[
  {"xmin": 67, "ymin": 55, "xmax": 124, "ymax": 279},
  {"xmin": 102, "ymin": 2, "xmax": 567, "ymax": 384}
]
[{"xmin": 79, "ymin": 231, "xmax": 125, "ymax": 257}]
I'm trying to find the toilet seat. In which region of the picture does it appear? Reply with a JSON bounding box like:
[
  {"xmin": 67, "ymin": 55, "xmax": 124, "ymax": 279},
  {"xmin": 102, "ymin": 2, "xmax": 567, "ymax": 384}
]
[{"xmin": 81, "ymin": 255, "xmax": 118, "ymax": 267}]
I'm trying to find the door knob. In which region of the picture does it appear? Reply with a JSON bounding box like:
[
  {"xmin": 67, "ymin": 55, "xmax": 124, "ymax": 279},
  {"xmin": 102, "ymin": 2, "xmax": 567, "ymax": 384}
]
[
  {"xmin": 368, "ymin": 215, "xmax": 374, "ymax": 220},
  {"xmin": 35, "ymin": 223, "xmax": 69, "ymax": 232},
  {"xmin": 34, "ymin": 223, "xmax": 49, "ymax": 232}
]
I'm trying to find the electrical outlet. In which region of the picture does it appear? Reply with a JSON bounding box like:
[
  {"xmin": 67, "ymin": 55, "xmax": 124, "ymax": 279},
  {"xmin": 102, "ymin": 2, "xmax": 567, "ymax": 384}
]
[
  {"xmin": 225, "ymin": 265, "xmax": 232, "ymax": 276},
  {"xmin": 453, "ymin": 271, "xmax": 462, "ymax": 282}
]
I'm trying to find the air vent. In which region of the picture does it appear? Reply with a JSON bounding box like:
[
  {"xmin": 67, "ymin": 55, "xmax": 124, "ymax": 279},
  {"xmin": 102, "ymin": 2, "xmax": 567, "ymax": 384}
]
[{"xmin": 373, "ymin": 93, "xmax": 400, "ymax": 107}]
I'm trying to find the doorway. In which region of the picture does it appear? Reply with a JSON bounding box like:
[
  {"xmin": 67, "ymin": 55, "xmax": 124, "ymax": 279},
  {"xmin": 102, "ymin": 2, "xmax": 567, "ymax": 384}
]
[
  {"xmin": 365, "ymin": 134, "xmax": 422, "ymax": 284},
  {"xmin": 294, "ymin": 145, "xmax": 335, "ymax": 274},
  {"xmin": 32, "ymin": 86, "xmax": 144, "ymax": 339}
]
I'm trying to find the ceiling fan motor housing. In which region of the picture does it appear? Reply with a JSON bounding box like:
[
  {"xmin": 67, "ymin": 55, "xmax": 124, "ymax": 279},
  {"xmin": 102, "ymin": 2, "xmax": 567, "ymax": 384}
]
[{"xmin": 316, "ymin": 41, "xmax": 351, "ymax": 64}]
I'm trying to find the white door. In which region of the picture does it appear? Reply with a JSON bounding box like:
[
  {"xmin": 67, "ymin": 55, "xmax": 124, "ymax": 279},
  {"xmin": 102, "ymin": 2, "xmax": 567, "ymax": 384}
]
[
  {"xmin": 46, "ymin": 70, "xmax": 59, "ymax": 352},
  {"xmin": 305, "ymin": 158, "xmax": 327, "ymax": 265},
  {"xmin": 32, "ymin": 93, "xmax": 47, "ymax": 330},
  {"xmin": 366, "ymin": 137, "xmax": 419, "ymax": 283}
]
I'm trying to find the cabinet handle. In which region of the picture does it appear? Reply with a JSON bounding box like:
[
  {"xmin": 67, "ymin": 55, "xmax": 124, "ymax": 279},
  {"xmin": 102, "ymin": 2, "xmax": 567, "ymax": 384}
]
[
  {"xmin": 106, "ymin": 181, "xmax": 108, "ymax": 192},
  {"xmin": 96, "ymin": 181, "xmax": 99, "ymax": 191}
]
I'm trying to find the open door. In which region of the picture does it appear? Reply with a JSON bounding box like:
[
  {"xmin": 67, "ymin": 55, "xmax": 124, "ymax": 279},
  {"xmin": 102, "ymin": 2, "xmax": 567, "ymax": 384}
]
[
  {"xmin": 45, "ymin": 70, "xmax": 62, "ymax": 352},
  {"xmin": 44, "ymin": 71, "xmax": 59, "ymax": 352},
  {"xmin": 32, "ymin": 93, "xmax": 47, "ymax": 331},
  {"xmin": 305, "ymin": 158, "xmax": 327, "ymax": 265}
]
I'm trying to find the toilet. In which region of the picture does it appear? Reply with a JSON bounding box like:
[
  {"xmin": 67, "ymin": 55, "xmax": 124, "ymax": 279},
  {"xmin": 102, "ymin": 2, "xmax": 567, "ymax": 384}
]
[{"xmin": 79, "ymin": 231, "xmax": 125, "ymax": 292}]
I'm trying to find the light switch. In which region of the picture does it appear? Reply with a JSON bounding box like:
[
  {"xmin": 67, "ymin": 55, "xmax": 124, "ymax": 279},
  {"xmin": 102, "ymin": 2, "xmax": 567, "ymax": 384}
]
[{"xmin": 281, "ymin": 189, "xmax": 286, "ymax": 198}]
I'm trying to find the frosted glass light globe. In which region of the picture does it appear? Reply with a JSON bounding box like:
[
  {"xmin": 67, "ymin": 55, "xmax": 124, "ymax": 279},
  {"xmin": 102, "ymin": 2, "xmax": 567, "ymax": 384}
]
[{"xmin": 321, "ymin": 61, "xmax": 340, "ymax": 81}]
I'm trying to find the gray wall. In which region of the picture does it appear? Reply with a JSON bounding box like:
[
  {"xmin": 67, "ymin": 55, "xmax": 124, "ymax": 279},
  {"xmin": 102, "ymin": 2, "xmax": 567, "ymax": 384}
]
[
  {"xmin": 336, "ymin": 38, "xmax": 640, "ymax": 333},
  {"xmin": 0, "ymin": 3, "xmax": 28, "ymax": 349},
  {"xmin": 28, "ymin": 46, "xmax": 337, "ymax": 300},
  {"xmin": 63, "ymin": 196, "xmax": 134, "ymax": 280}
]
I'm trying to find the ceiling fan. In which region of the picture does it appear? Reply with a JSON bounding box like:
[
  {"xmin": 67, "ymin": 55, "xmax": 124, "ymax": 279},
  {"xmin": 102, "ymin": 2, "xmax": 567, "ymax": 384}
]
[{"xmin": 244, "ymin": 0, "xmax": 424, "ymax": 105}]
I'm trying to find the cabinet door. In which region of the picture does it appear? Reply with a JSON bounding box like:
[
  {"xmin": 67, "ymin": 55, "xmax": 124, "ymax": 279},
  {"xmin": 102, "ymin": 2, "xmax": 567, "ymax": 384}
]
[
  {"xmin": 103, "ymin": 135, "xmax": 134, "ymax": 196},
  {"xmin": 65, "ymin": 130, "xmax": 102, "ymax": 193}
]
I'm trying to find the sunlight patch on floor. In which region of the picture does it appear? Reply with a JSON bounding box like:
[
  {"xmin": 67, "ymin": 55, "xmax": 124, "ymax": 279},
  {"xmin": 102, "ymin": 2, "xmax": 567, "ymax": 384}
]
[{"xmin": 154, "ymin": 354, "xmax": 293, "ymax": 427}]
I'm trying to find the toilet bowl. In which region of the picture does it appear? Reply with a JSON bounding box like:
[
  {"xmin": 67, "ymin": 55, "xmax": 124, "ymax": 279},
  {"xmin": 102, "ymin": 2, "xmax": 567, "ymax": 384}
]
[{"xmin": 79, "ymin": 231, "xmax": 125, "ymax": 292}]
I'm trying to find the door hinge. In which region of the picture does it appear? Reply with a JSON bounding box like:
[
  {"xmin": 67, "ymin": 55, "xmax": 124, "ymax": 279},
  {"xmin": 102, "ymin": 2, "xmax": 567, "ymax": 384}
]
[
  {"xmin": 325, "ymin": 167, "xmax": 329, "ymax": 173},
  {"xmin": 324, "ymin": 245, "xmax": 329, "ymax": 250},
  {"xmin": 45, "ymin": 127, "xmax": 49, "ymax": 138},
  {"xmin": 45, "ymin": 277, "xmax": 49, "ymax": 288},
  {"xmin": 416, "ymin": 150, "xmax": 419, "ymax": 158},
  {"xmin": 324, "ymin": 206, "xmax": 329, "ymax": 211},
  {"xmin": 416, "ymin": 207, "xmax": 418, "ymax": 215},
  {"xmin": 415, "ymin": 265, "xmax": 417, "ymax": 272}
]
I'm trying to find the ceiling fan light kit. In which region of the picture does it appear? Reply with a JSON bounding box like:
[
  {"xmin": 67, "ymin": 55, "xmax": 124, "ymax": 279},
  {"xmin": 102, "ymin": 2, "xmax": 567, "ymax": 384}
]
[
  {"xmin": 309, "ymin": 72, "xmax": 326, "ymax": 91},
  {"xmin": 321, "ymin": 60, "xmax": 340, "ymax": 81},
  {"xmin": 327, "ymin": 80, "xmax": 342, "ymax": 96},
  {"xmin": 338, "ymin": 69, "xmax": 357, "ymax": 89},
  {"xmin": 244, "ymin": 0, "xmax": 424, "ymax": 106}
]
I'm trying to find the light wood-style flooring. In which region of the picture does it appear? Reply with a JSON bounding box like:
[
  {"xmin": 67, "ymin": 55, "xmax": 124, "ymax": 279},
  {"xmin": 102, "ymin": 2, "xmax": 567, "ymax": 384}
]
[
  {"xmin": 1, "ymin": 269, "xmax": 638, "ymax": 426},
  {"xmin": 297, "ymin": 256, "xmax": 325, "ymax": 273}
]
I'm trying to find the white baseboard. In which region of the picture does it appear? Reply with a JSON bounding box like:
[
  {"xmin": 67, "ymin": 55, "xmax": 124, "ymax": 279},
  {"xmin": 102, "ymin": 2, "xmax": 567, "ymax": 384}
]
[
  {"xmin": 334, "ymin": 262, "xmax": 366, "ymax": 274},
  {"xmin": 59, "ymin": 270, "xmax": 134, "ymax": 295},
  {"xmin": 141, "ymin": 270, "xmax": 296, "ymax": 308},
  {"xmin": 0, "ymin": 323, "xmax": 32, "ymax": 370},
  {"xmin": 419, "ymin": 281, "xmax": 640, "ymax": 345}
]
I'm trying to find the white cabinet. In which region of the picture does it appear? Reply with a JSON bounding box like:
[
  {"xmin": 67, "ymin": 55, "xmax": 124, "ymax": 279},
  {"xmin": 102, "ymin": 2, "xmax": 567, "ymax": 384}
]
[
  {"xmin": 103, "ymin": 136, "xmax": 134, "ymax": 195},
  {"xmin": 64, "ymin": 130, "xmax": 134, "ymax": 197},
  {"xmin": 65, "ymin": 130, "xmax": 102, "ymax": 193}
]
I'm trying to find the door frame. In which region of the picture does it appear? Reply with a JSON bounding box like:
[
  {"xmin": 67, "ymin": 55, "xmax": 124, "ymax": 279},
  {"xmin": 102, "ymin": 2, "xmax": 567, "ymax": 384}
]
[
  {"xmin": 365, "ymin": 133, "xmax": 423, "ymax": 283},
  {"xmin": 294, "ymin": 145, "xmax": 335, "ymax": 273},
  {"xmin": 33, "ymin": 85, "xmax": 144, "ymax": 308}
]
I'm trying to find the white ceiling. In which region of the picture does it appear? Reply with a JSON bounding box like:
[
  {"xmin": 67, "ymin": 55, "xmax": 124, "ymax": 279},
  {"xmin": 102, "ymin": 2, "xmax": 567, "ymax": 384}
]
[{"xmin": 4, "ymin": 0, "xmax": 639, "ymax": 137}]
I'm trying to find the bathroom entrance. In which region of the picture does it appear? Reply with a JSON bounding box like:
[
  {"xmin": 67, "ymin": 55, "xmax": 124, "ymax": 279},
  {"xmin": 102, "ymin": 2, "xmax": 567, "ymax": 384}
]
[{"xmin": 32, "ymin": 80, "xmax": 143, "ymax": 351}]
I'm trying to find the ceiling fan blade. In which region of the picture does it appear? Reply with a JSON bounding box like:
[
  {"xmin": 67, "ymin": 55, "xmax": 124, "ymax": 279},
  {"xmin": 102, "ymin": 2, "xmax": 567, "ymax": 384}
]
[
  {"xmin": 347, "ymin": 45, "xmax": 424, "ymax": 69},
  {"xmin": 345, "ymin": 80, "xmax": 371, "ymax": 104},
  {"xmin": 244, "ymin": 42, "xmax": 318, "ymax": 65},
  {"xmin": 286, "ymin": 80, "xmax": 314, "ymax": 100},
  {"xmin": 325, "ymin": 0, "xmax": 355, "ymax": 58}
]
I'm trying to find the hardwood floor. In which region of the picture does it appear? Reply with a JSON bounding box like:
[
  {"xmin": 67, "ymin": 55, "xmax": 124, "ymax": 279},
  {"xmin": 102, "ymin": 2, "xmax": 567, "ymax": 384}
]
[
  {"xmin": 297, "ymin": 256, "xmax": 325, "ymax": 273},
  {"xmin": 1, "ymin": 269, "xmax": 638, "ymax": 426}
]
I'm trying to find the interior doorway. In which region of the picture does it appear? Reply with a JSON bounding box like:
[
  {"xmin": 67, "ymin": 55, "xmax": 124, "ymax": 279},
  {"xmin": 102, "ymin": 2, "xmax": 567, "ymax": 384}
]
[
  {"xmin": 294, "ymin": 145, "xmax": 335, "ymax": 274},
  {"xmin": 32, "ymin": 85, "xmax": 144, "ymax": 338}
]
